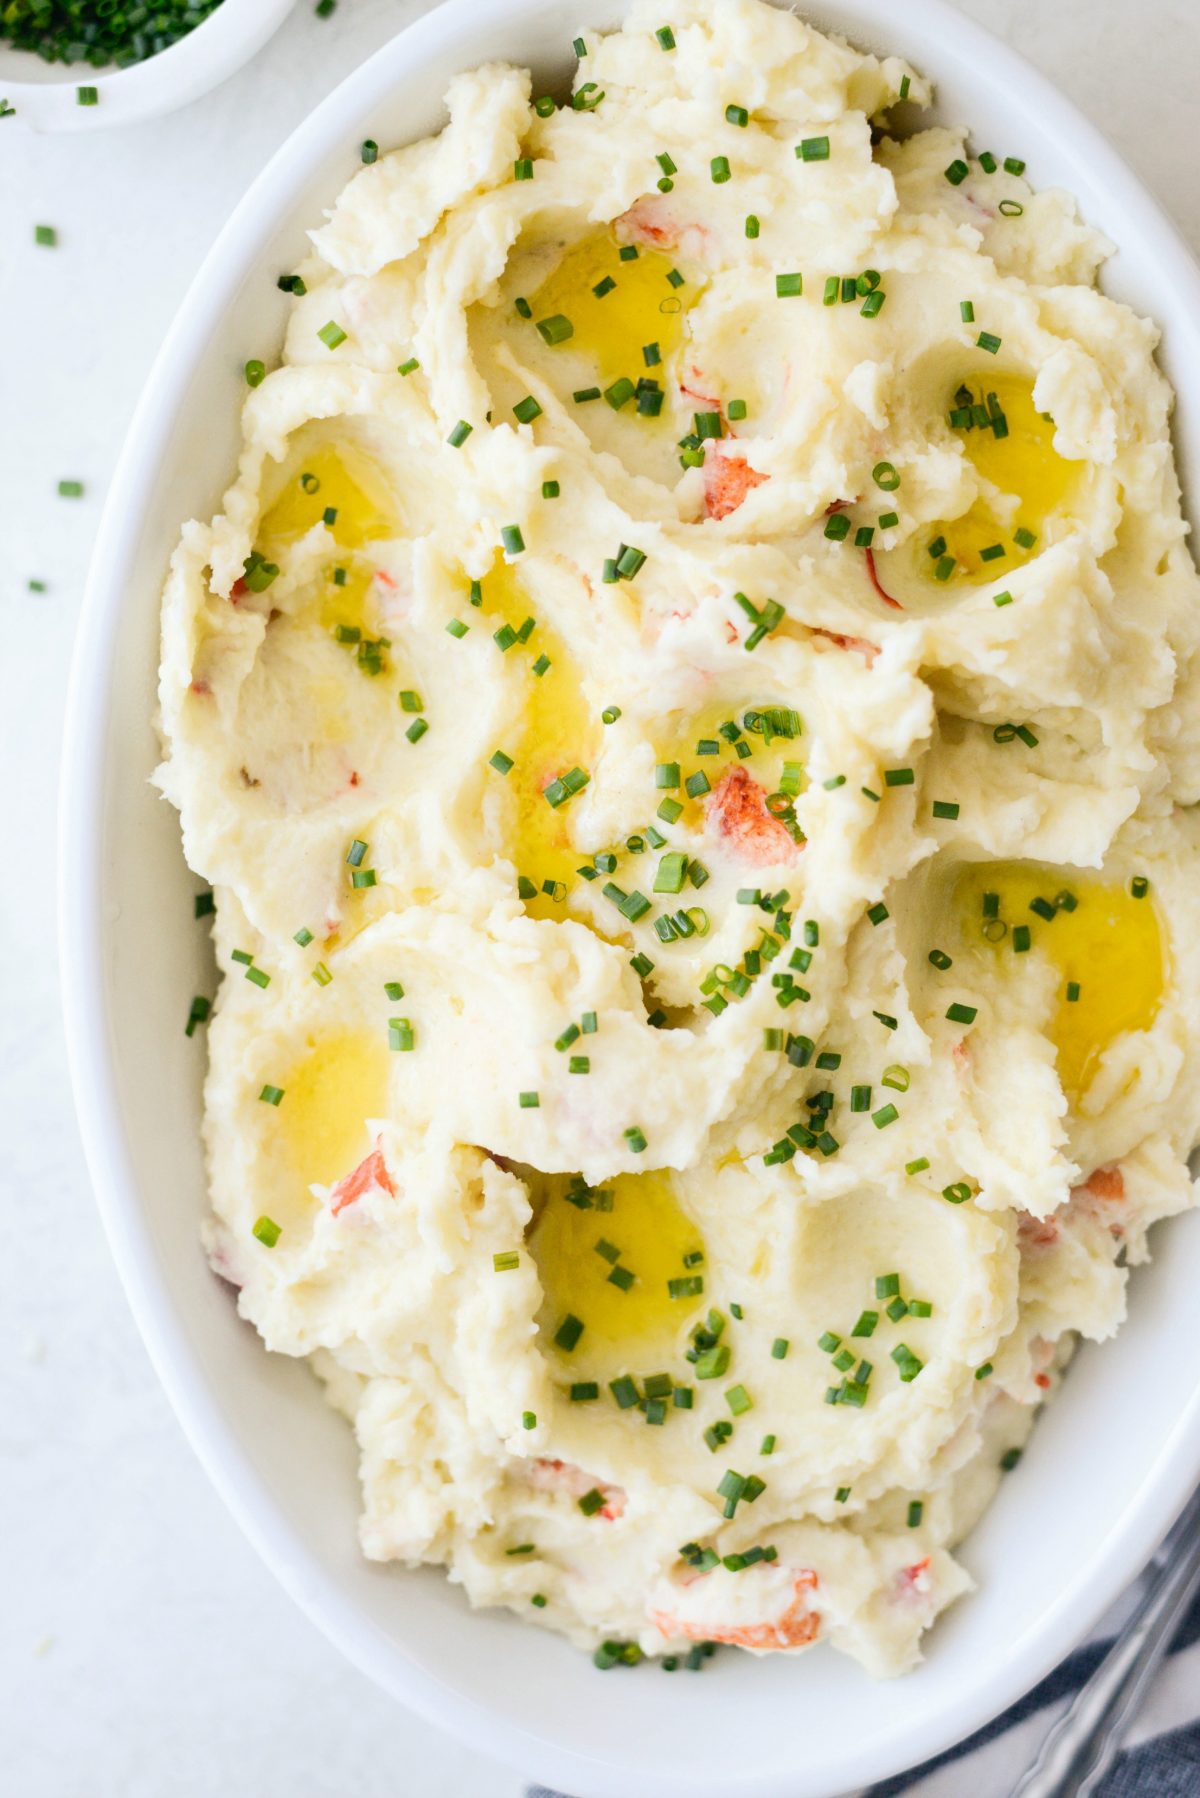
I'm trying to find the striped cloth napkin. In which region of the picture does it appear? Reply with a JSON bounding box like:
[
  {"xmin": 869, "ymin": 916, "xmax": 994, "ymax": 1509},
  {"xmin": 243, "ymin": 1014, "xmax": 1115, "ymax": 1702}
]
[{"xmin": 529, "ymin": 1583, "xmax": 1200, "ymax": 1797}]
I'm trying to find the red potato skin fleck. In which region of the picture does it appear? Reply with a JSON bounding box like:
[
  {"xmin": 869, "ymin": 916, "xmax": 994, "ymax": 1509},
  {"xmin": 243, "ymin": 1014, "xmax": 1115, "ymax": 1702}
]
[
  {"xmin": 896, "ymin": 1557, "xmax": 932, "ymax": 1598},
  {"xmin": 1068, "ymin": 1163, "xmax": 1126, "ymax": 1240},
  {"xmin": 529, "ymin": 1458, "xmax": 627, "ymax": 1520},
  {"xmin": 864, "ymin": 545, "xmax": 903, "ymax": 611},
  {"xmin": 703, "ymin": 450, "xmax": 769, "ymax": 520},
  {"xmin": 1079, "ymin": 1165, "xmax": 1125, "ymax": 1202},
  {"xmin": 651, "ymin": 1571, "xmax": 820, "ymax": 1651},
  {"xmin": 706, "ymin": 764, "xmax": 803, "ymax": 866},
  {"xmin": 614, "ymin": 196, "xmax": 680, "ymax": 249},
  {"xmin": 330, "ymin": 1146, "xmax": 395, "ymax": 1216},
  {"xmin": 810, "ymin": 626, "xmax": 879, "ymax": 665},
  {"xmin": 1018, "ymin": 1212, "xmax": 1060, "ymax": 1251},
  {"xmin": 680, "ymin": 370, "xmax": 720, "ymax": 416},
  {"xmin": 1020, "ymin": 1175, "xmax": 1127, "ymax": 1252}
]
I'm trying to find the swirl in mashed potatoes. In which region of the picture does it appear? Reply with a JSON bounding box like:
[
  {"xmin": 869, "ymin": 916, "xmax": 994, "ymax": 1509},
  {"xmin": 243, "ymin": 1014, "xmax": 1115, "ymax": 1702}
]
[{"xmin": 158, "ymin": 0, "xmax": 1200, "ymax": 1676}]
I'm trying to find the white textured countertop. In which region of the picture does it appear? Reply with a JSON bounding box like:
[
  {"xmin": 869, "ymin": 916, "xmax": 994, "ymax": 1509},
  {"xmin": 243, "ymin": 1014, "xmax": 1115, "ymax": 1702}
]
[{"xmin": 3, "ymin": 3, "xmax": 1199, "ymax": 1793}]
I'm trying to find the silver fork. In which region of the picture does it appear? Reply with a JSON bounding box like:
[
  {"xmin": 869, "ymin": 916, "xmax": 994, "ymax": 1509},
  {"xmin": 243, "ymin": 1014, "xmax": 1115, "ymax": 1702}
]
[{"xmin": 1007, "ymin": 1480, "xmax": 1200, "ymax": 1798}]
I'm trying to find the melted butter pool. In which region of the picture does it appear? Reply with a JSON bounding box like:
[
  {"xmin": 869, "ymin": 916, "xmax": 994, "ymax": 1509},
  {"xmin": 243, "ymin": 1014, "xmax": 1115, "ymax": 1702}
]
[
  {"xmin": 477, "ymin": 556, "xmax": 599, "ymax": 920},
  {"xmin": 954, "ymin": 863, "xmax": 1164, "ymax": 1099},
  {"xmin": 528, "ymin": 228, "xmax": 695, "ymax": 393},
  {"xmin": 271, "ymin": 1027, "xmax": 391, "ymax": 1190},
  {"xmin": 258, "ymin": 442, "xmax": 399, "ymax": 647},
  {"xmin": 528, "ymin": 1169, "xmax": 706, "ymax": 1367},
  {"xmin": 884, "ymin": 377, "xmax": 1083, "ymax": 592}
]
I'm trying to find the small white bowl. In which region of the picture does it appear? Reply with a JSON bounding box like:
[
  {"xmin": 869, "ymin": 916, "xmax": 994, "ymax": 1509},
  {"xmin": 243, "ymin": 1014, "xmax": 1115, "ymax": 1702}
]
[
  {"xmin": 59, "ymin": 1, "xmax": 1200, "ymax": 1794},
  {"xmin": 0, "ymin": 0, "xmax": 296, "ymax": 132}
]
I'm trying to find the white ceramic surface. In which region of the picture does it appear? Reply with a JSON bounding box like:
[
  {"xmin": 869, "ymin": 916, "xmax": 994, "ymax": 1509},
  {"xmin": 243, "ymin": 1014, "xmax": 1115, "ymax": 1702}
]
[
  {"xmin": 57, "ymin": 2, "xmax": 1200, "ymax": 1794},
  {"xmin": 0, "ymin": 0, "xmax": 296, "ymax": 133}
]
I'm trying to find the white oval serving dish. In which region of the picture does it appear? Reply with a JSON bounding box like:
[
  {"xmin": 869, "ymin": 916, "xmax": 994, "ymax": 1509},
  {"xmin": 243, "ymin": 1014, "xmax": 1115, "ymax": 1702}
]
[{"xmin": 59, "ymin": 1, "xmax": 1200, "ymax": 1793}]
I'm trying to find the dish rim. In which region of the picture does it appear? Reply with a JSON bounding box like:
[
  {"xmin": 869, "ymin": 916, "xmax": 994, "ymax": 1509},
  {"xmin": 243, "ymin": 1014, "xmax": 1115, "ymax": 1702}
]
[{"xmin": 58, "ymin": 1, "xmax": 1200, "ymax": 1793}]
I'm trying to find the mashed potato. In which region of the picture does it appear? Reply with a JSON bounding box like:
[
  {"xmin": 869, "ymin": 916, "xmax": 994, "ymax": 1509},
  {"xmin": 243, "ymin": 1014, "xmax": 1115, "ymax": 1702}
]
[{"xmin": 157, "ymin": 0, "xmax": 1200, "ymax": 1676}]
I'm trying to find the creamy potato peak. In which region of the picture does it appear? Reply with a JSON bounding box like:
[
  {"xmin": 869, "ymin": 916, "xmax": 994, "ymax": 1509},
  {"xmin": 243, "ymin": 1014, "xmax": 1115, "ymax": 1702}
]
[{"xmin": 158, "ymin": 0, "xmax": 1200, "ymax": 1677}]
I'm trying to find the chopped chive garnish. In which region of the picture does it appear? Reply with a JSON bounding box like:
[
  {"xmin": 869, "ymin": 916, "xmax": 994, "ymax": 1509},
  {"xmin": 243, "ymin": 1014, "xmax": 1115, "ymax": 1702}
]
[
  {"xmin": 771, "ymin": 1337, "xmax": 789, "ymax": 1359},
  {"xmin": 710, "ymin": 156, "xmax": 731, "ymax": 184},
  {"xmin": 944, "ymin": 159, "xmax": 969, "ymax": 185},
  {"xmin": 797, "ymin": 135, "xmax": 830, "ymax": 161},
  {"xmin": 184, "ymin": 996, "xmax": 211, "ymax": 1037},
  {"xmin": 493, "ymin": 1250, "xmax": 520, "ymax": 1272},
  {"xmin": 977, "ymin": 331, "xmax": 1002, "ymax": 355},
  {"xmin": 775, "ymin": 272, "xmax": 803, "ymax": 298},
  {"xmin": 554, "ymin": 1314, "xmax": 584, "ymax": 1352},
  {"xmin": 317, "ymin": 320, "xmax": 347, "ymax": 350},
  {"xmin": 536, "ymin": 313, "xmax": 573, "ymax": 345},
  {"xmin": 745, "ymin": 214, "xmax": 760, "ymax": 238},
  {"xmin": 654, "ymin": 24, "xmax": 675, "ymax": 47},
  {"xmin": 252, "ymin": 1215, "xmax": 281, "ymax": 1247}
]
